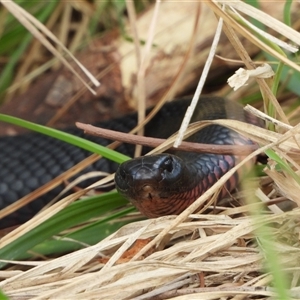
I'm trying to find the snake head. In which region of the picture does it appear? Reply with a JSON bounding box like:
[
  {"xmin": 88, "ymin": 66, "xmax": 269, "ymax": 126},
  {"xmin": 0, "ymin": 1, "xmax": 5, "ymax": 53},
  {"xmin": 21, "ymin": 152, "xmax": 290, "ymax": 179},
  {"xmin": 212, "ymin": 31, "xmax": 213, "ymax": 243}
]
[{"xmin": 115, "ymin": 154, "xmax": 198, "ymax": 218}]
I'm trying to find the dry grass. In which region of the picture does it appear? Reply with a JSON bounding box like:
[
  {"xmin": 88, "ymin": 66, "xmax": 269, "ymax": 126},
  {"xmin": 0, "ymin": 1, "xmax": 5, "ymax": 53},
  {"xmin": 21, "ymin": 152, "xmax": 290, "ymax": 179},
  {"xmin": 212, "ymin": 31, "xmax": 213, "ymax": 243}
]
[
  {"xmin": 1, "ymin": 1, "xmax": 300, "ymax": 299},
  {"xmin": 0, "ymin": 211, "xmax": 299, "ymax": 299}
]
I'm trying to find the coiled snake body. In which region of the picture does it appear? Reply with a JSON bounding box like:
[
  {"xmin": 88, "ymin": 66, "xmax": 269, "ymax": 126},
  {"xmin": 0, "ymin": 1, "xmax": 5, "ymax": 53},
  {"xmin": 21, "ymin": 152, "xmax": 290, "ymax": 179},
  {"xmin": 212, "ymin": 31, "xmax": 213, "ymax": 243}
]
[{"xmin": 0, "ymin": 97, "xmax": 260, "ymax": 228}]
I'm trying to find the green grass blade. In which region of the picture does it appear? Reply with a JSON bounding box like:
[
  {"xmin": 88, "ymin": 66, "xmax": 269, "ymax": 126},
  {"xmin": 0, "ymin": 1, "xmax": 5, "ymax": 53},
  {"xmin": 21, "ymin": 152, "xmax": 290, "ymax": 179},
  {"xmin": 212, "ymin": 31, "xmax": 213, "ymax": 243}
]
[
  {"xmin": 0, "ymin": 114, "xmax": 130, "ymax": 163},
  {"xmin": 0, "ymin": 191, "xmax": 129, "ymax": 268},
  {"xmin": 265, "ymin": 149, "xmax": 300, "ymax": 185},
  {"xmin": 0, "ymin": 1, "xmax": 59, "ymax": 96},
  {"xmin": 255, "ymin": 225, "xmax": 289, "ymax": 300},
  {"xmin": 0, "ymin": 34, "xmax": 32, "ymax": 96},
  {"xmin": 0, "ymin": 290, "xmax": 9, "ymax": 300},
  {"xmin": 283, "ymin": 0, "xmax": 293, "ymax": 27},
  {"xmin": 31, "ymin": 207, "xmax": 137, "ymax": 256}
]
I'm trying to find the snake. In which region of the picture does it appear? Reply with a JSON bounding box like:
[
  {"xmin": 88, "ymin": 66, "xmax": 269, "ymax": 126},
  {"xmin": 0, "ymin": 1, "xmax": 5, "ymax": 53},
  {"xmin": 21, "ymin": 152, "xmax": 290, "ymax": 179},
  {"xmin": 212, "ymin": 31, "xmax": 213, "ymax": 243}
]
[
  {"xmin": 114, "ymin": 97, "xmax": 261, "ymax": 217},
  {"xmin": 0, "ymin": 96, "xmax": 261, "ymax": 228}
]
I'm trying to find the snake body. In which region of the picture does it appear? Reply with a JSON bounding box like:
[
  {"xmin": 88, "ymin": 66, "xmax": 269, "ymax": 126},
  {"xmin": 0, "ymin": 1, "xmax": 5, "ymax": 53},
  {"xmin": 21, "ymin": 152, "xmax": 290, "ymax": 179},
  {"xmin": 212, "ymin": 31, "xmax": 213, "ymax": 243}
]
[{"xmin": 0, "ymin": 97, "xmax": 260, "ymax": 228}]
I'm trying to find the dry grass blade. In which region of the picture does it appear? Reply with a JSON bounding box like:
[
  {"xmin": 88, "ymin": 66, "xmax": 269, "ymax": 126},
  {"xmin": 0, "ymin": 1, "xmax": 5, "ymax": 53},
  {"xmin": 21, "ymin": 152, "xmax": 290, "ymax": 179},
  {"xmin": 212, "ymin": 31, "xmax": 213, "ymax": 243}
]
[
  {"xmin": 229, "ymin": 7, "xmax": 297, "ymax": 53},
  {"xmin": 210, "ymin": 119, "xmax": 300, "ymax": 152},
  {"xmin": 174, "ymin": 11, "xmax": 224, "ymax": 147},
  {"xmin": 227, "ymin": 1, "xmax": 300, "ymax": 46},
  {"xmin": 122, "ymin": 1, "xmax": 202, "ymax": 157},
  {"xmin": 208, "ymin": 1, "xmax": 300, "ymax": 73},
  {"xmin": 209, "ymin": 3, "xmax": 289, "ymax": 124},
  {"xmin": 264, "ymin": 166, "xmax": 300, "ymax": 206},
  {"xmin": 245, "ymin": 105, "xmax": 292, "ymax": 130},
  {"xmin": 0, "ymin": 189, "xmax": 89, "ymax": 248},
  {"xmin": 126, "ymin": 0, "xmax": 162, "ymax": 157}
]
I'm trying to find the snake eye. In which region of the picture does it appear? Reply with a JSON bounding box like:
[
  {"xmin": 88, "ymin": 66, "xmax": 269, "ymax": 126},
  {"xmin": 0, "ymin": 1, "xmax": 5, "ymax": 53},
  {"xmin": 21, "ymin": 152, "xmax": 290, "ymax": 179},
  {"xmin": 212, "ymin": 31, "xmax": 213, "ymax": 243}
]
[{"xmin": 163, "ymin": 157, "xmax": 174, "ymax": 173}]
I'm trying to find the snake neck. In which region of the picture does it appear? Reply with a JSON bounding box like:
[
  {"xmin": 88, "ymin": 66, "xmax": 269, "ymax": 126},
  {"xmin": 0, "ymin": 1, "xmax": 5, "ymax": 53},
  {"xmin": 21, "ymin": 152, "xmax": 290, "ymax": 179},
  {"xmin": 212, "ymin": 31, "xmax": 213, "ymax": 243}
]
[{"xmin": 186, "ymin": 153, "xmax": 237, "ymax": 197}]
